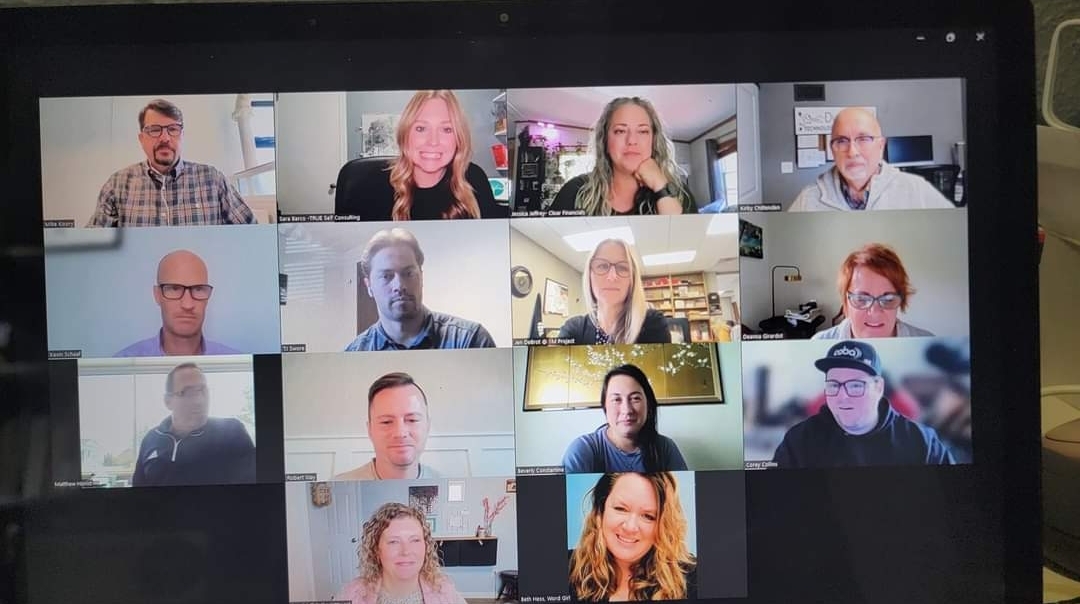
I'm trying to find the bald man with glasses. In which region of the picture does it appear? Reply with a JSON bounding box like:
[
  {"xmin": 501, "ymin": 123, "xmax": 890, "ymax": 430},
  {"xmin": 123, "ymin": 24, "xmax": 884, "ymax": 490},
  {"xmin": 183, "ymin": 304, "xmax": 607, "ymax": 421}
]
[
  {"xmin": 115, "ymin": 249, "xmax": 240, "ymax": 357},
  {"xmin": 788, "ymin": 107, "xmax": 955, "ymax": 212},
  {"xmin": 88, "ymin": 98, "xmax": 255, "ymax": 226}
]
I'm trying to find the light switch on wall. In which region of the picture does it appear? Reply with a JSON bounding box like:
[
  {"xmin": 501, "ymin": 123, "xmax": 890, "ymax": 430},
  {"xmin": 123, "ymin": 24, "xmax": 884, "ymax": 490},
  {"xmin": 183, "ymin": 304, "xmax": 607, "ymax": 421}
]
[{"xmin": 781, "ymin": 161, "xmax": 794, "ymax": 174}]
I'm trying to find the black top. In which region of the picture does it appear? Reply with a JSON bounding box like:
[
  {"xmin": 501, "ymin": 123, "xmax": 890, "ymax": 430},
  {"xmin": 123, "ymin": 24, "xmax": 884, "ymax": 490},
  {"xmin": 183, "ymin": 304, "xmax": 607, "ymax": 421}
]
[
  {"xmin": 550, "ymin": 174, "xmax": 698, "ymax": 216},
  {"xmin": 337, "ymin": 160, "xmax": 506, "ymax": 220},
  {"xmin": 132, "ymin": 416, "xmax": 256, "ymax": 487},
  {"xmin": 558, "ymin": 308, "xmax": 671, "ymax": 344},
  {"xmin": 772, "ymin": 397, "xmax": 956, "ymax": 468}
]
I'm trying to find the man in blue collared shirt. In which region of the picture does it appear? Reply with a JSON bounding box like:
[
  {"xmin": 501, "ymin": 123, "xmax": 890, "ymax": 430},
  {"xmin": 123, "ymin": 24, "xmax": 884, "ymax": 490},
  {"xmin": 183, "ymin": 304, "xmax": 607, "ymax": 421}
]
[
  {"xmin": 116, "ymin": 249, "xmax": 239, "ymax": 357},
  {"xmin": 344, "ymin": 228, "xmax": 495, "ymax": 351}
]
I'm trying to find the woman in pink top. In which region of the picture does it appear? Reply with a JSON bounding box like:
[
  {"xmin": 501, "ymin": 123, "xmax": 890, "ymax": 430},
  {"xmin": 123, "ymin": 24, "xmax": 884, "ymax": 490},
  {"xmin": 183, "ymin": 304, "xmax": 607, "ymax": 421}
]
[{"xmin": 337, "ymin": 502, "xmax": 467, "ymax": 604}]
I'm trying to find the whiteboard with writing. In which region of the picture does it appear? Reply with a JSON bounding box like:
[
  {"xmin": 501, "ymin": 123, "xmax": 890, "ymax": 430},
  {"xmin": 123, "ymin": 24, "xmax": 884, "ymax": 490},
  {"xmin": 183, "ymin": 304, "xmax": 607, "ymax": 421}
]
[{"xmin": 794, "ymin": 106, "xmax": 876, "ymax": 135}]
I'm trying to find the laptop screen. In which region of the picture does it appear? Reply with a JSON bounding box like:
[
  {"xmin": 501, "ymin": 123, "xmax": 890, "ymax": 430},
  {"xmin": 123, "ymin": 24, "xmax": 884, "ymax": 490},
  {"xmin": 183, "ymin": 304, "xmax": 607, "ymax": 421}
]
[{"xmin": 3, "ymin": 2, "xmax": 1039, "ymax": 603}]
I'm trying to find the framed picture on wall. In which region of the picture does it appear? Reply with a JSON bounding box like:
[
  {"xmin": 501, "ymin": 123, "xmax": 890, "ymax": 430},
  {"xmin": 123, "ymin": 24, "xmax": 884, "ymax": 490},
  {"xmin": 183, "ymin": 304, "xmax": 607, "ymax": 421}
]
[
  {"xmin": 739, "ymin": 219, "xmax": 763, "ymax": 259},
  {"xmin": 522, "ymin": 343, "xmax": 723, "ymax": 411},
  {"xmin": 544, "ymin": 278, "xmax": 569, "ymax": 316}
]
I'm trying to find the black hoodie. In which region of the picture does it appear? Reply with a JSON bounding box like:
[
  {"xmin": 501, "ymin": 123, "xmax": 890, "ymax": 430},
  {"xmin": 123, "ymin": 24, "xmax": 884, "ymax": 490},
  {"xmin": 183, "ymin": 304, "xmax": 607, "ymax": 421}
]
[
  {"xmin": 132, "ymin": 416, "xmax": 256, "ymax": 486},
  {"xmin": 772, "ymin": 398, "xmax": 955, "ymax": 468}
]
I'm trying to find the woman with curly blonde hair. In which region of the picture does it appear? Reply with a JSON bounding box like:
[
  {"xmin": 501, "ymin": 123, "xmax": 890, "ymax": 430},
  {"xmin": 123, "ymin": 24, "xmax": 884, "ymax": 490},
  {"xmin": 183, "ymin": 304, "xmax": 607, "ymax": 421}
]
[
  {"xmin": 550, "ymin": 97, "xmax": 697, "ymax": 216},
  {"xmin": 337, "ymin": 90, "xmax": 504, "ymax": 221},
  {"xmin": 337, "ymin": 503, "xmax": 466, "ymax": 604},
  {"xmin": 569, "ymin": 472, "xmax": 697, "ymax": 601}
]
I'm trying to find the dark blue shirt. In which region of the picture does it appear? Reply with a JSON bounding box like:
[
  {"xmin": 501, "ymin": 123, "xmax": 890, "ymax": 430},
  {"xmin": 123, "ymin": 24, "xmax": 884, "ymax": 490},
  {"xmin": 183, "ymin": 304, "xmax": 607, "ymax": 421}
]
[
  {"xmin": 772, "ymin": 397, "xmax": 956, "ymax": 468},
  {"xmin": 344, "ymin": 309, "xmax": 496, "ymax": 351}
]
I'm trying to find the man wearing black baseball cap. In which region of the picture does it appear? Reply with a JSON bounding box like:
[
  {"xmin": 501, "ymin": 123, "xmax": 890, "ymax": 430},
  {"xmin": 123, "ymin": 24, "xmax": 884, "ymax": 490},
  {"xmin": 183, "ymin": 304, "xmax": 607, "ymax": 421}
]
[{"xmin": 772, "ymin": 340, "xmax": 955, "ymax": 468}]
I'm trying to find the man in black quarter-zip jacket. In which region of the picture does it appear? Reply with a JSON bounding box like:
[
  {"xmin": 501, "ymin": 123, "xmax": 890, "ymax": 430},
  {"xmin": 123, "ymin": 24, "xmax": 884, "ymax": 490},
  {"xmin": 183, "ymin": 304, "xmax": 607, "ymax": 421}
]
[{"xmin": 132, "ymin": 362, "xmax": 256, "ymax": 487}]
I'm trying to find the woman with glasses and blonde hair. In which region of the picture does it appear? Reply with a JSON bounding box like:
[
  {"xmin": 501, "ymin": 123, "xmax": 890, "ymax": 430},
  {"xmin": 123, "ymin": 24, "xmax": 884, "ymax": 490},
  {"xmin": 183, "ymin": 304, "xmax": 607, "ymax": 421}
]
[
  {"xmin": 337, "ymin": 89, "xmax": 504, "ymax": 221},
  {"xmin": 549, "ymin": 97, "xmax": 697, "ymax": 216},
  {"xmin": 337, "ymin": 503, "xmax": 466, "ymax": 604},
  {"xmin": 569, "ymin": 472, "xmax": 697, "ymax": 601},
  {"xmin": 813, "ymin": 243, "xmax": 934, "ymax": 339},
  {"xmin": 558, "ymin": 239, "xmax": 670, "ymax": 345}
]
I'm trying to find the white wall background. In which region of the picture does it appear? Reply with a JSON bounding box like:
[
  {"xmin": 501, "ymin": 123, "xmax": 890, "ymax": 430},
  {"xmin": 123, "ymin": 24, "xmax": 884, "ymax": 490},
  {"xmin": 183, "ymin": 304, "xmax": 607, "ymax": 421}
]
[
  {"xmin": 513, "ymin": 343, "xmax": 744, "ymax": 471},
  {"xmin": 40, "ymin": 94, "xmax": 271, "ymax": 225},
  {"xmin": 286, "ymin": 477, "xmax": 519, "ymax": 601},
  {"xmin": 278, "ymin": 220, "xmax": 513, "ymax": 351},
  {"xmin": 282, "ymin": 350, "xmax": 515, "ymax": 479},
  {"xmin": 275, "ymin": 91, "xmax": 348, "ymax": 215},
  {"xmin": 44, "ymin": 226, "xmax": 281, "ymax": 357},
  {"xmin": 738, "ymin": 209, "xmax": 970, "ymax": 336}
]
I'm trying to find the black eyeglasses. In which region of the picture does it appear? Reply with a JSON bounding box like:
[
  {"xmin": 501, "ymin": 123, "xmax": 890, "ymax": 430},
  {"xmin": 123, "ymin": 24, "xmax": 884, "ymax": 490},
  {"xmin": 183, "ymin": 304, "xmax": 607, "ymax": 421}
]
[
  {"xmin": 824, "ymin": 379, "xmax": 869, "ymax": 397},
  {"xmin": 846, "ymin": 292, "xmax": 902, "ymax": 311},
  {"xmin": 590, "ymin": 259, "xmax": 632, "ymax": 278},
  {"xmin": 142, "ymin": 124, "xmax": 184, "ymax": 138},
  {"xmin": 159, "ymin": 283, "xmax": 213, "ymax": 300},
  {"xmin": 830, "ymin": 135, "xmax": 879, "ymax": 151},
  {"xmin": 169, "ymin": 384, "xmax": 208, "ymax": 398}
]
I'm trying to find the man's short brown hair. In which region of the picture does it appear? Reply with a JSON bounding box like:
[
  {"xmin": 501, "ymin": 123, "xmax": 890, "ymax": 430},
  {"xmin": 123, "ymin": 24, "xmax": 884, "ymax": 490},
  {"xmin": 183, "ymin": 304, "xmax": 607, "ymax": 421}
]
[
  {"xmin": 367, "ymin": 372, "xmax": 428, "ymax": 416},
  {"xmin": 139, "ymin": 99, "xmax": 184, "ymax": 129}
]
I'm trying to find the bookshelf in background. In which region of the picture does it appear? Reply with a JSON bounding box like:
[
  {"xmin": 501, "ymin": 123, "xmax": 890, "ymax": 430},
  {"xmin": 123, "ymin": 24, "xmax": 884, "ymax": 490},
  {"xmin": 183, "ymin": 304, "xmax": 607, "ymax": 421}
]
[{"xmin": 642, "ymin": 272, "xmax": 714, "ymax": 342}]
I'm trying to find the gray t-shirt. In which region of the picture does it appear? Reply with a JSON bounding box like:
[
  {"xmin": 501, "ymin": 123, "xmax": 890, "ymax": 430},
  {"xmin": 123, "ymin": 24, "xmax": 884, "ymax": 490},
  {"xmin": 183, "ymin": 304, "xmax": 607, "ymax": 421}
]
[{"xmin": 561, "ymin": 425, "xmax": 688, "ymax": 473}]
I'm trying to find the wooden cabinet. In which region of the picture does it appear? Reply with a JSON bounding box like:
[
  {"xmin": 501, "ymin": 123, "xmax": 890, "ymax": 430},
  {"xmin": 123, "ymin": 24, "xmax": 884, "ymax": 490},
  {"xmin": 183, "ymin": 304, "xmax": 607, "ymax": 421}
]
[{"xmin": 642, "ymin": 272, "xmax": 714, "ymax": 342}]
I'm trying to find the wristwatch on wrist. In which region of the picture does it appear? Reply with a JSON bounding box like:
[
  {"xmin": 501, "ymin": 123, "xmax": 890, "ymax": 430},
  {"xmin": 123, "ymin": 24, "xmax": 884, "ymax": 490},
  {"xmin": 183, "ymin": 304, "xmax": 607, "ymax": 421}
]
[{"xmin": 652, "ymin": 182, "xmax": 679, "ymax": 201}]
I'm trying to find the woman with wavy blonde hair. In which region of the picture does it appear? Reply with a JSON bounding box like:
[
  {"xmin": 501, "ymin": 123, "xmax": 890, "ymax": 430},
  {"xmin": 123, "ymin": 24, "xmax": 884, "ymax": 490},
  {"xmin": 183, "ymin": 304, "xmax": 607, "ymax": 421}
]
[
  {"xmin": 558, "ymin": 238, "xmax": 670, "ymax": 345},
  {"xmin": 337, "ymin": 90, "xmax": 503, "ymax": 221},
  {"xmin": 569, "ymin": 472, "xmax": 697, "ymax": 601},
  {"xmin": 550, "ymin": 97, "xmax": 697, "ymax": 216},
  {"xmin": 337, "ymin": 503, "xmax": 466, "ymax": 604}
]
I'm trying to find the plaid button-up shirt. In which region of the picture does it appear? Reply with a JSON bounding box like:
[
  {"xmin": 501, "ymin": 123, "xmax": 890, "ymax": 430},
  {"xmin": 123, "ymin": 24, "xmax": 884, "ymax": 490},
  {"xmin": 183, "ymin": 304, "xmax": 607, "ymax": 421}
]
[{"xmin": 88, "ymin": 159, "xmax": 256, "ymax": 227}]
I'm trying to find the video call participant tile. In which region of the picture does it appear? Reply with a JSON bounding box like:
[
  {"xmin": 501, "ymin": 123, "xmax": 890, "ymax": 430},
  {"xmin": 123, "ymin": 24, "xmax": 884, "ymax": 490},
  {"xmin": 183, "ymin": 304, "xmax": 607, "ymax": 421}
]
[
  {"xmin": 755, "ymin": 78, "xmax": 966, "ymax": 212},
  {"xmin": 275, "ymin": 88, "xmax": 510, "ymax": 221},
  {"xmin": 278, "ymin": 220, "xmax": 512, "ymax": 353},
  {"xmin": 70, "ymin": 355, "xmax": 256, "ymax": 488},
  {"xmin": 506, "ymin": 84, "xmax": 746, "ymax": 216},
  {"xmin": 737, "ymin": 209, "xmax": 969, "ymax": 342},
  {"xmin": 516, "ymin": 471, "xmax": 747, "ymax": 602},
  {"xmin": 742, "ymin": 337, "xmax": 972, "ymax": 469},
  {"xmin": 40, "ymin": 94, "xmax": 276, "ymax": 228},
  {"xmin": 44, "ymin": 225, "xmax": 281, "ymax": 359},
  {"xmin": 282, "ymin": 349, "xmax": 514, "ymax": 482},
  {"xmin": 284, "ymin": 476, "xmax": 518, "ymax": 603},
  {"xmin": 510, "ymin": 215, "xmax": 738, "ymax": 346},
  {"xmin": 513, "ymin": 343, "xmax": 743, "ymax": 475}
]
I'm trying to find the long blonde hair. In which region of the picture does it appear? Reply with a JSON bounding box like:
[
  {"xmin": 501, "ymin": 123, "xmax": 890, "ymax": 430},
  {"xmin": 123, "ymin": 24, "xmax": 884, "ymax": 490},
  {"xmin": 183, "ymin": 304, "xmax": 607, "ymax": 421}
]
[
  {"xmin": 388, "ymin": 90, "xmax": 479, "ymax": 220},
  {"xmin": 583, "ymin": 238, "xmax": 648, "ymax": 343},
  {"xmin": 358, "ymin": 503, "xmax": 445, "ymax": 587},
  {"xmin": 576, "ymin": 97, "xmax": 687, "ymax": 216},
  {"xmin": 569, "ymin": 473, "xmax": 695, "ymax": 601}
]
